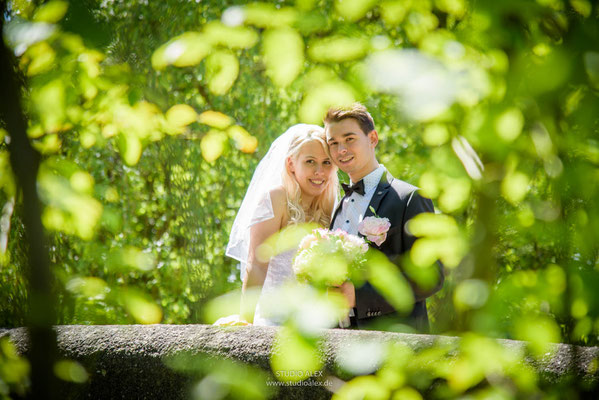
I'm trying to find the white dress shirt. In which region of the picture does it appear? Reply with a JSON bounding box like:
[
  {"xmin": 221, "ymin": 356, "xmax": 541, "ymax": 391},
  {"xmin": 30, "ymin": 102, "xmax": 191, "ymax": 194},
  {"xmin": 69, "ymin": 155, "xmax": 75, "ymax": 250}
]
[
  {"xmin": 332, "ymin": 165, "xmax": 386, "ymax": 324},
  {"xmin": 332, "ymin": 165, "xmax": 386, "ymax": 234}
]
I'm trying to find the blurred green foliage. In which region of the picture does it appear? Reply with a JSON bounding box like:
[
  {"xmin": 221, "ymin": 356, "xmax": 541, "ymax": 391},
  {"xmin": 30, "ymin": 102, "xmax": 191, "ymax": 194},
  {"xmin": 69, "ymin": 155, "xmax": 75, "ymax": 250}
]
[
  {"xmin": 0, "ymin": 337, "xmax": 29, "ymax": 397},
  {"xmin": 1, "ymin": 0, "xmax": 599, "ymax": 398}
]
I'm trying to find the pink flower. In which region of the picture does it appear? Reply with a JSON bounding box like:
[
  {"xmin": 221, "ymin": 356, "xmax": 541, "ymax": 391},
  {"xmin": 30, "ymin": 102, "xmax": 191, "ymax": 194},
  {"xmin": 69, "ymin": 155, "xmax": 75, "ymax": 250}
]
[
  {"xmin": 358, "ymin": 216, "xmax": 391, "ymax": 246},
  {"xmin": 299, "ymin": 233, "xmax": 318, "ymax": 250},
  {"xmin": 332, "ymin": 228, "xmax": 348, "ymax": 238}
]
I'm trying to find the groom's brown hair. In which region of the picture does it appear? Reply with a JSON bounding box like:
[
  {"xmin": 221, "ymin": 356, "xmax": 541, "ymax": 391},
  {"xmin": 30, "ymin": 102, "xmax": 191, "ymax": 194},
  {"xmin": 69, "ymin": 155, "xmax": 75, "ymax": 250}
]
[{"xmin": 323, "ymin": 103, "xmax": 375, "ymax": 135}]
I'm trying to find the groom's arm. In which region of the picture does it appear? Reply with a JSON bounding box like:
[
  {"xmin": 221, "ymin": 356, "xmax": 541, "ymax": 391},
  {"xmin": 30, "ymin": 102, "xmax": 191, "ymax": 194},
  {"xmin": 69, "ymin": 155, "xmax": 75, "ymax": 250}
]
[{"xmin": 354, "ymin": 282, "xmax": 395, "ymax": 318}]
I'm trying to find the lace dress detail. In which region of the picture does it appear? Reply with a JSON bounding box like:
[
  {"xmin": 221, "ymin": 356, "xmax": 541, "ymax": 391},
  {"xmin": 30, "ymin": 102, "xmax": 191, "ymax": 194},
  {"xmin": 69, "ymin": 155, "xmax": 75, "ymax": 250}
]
[{"xmin": 253, "ymin": 250, "xmax": 296, "ymax": 326}]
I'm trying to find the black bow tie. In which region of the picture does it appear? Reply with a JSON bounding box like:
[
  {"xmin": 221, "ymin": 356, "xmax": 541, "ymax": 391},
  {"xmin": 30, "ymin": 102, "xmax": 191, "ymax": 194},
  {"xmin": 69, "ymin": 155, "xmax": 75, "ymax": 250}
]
[{"xmin": 342, "ymin": 180, "xmax": 365, "ymax": 196}]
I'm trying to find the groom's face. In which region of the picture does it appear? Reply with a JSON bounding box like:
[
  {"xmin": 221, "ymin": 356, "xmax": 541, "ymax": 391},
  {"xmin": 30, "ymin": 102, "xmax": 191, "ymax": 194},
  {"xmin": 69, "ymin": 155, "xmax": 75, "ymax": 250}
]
[{"xmin": 326, "ymin": 118, "xmax": 378, "ymax": 180}]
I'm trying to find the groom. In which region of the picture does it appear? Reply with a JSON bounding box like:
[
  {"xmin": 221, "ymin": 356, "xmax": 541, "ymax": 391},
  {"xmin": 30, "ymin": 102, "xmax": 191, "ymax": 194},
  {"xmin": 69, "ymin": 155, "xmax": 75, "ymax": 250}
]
[{"xmin": 325, "ymin": 103, "xmax": 444, "ymax": 332}]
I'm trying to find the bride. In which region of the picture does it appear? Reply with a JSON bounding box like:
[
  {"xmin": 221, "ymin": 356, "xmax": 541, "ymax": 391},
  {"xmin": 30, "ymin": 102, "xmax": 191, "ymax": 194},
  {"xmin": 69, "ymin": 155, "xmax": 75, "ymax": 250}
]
[{"xmin": 225, "ymin": 124, "xmax": 338, "ymax": 326}]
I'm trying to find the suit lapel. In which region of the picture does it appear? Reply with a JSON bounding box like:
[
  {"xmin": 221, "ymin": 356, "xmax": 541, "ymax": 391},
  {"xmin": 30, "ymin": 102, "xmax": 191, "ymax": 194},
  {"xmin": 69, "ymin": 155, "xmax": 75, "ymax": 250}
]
[
  {"xmin": 330, "ymin": 200, "xmax": 343, "ymax": 229},
  {"xmin": 364, "ymin": 171, "xmax": 392, "ymax": 219}
]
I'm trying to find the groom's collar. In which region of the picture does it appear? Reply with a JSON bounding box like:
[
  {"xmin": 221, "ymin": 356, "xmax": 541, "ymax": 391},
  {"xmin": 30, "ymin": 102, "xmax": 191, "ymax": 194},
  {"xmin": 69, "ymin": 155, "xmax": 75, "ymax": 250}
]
[{"xmin": 350, "ymin": 165, "xmax": 386, "ymax": 194}]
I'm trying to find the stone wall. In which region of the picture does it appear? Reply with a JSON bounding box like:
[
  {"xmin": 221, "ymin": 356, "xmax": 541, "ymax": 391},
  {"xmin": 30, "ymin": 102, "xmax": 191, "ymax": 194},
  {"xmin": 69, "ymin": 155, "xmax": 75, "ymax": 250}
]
[{"xmin": 2, "ymin": 325, "xmax": 599, "ymax": 399}]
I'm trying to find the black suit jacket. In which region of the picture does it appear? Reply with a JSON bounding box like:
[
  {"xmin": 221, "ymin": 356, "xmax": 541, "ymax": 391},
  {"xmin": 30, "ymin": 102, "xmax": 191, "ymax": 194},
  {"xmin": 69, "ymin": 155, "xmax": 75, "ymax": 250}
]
[{"xmin": 330, "ymin": 171, "xmax": 444, "ymax": 332}]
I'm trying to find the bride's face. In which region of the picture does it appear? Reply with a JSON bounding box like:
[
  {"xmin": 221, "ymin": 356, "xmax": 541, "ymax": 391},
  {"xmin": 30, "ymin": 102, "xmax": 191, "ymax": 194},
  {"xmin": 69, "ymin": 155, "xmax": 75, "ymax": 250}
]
[{"xmin": 288, "ymin": 140, "xmax": 335, "ymax": 200}]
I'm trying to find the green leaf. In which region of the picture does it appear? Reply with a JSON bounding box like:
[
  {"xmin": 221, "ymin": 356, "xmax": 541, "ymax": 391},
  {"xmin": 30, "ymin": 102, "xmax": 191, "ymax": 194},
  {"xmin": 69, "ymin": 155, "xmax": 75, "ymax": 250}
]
[
  {"xmin": 584, "ymin": 51, "xmax": 599, "ymax": 88},
  {"xmin": 65, "ymin": 277, "xmax": 108, "ymax": 299},
  {"xmin": 38, "ymin": 166, "xmax": 103, "ymax": 240},
  {"xmin": 108, "ymin": 246, "xmax": 156, "ymax": 272},
  {"xmin": 165, "ymin": 356, "xmax": 272, "ymax": 399},
  {"xmin": 334, "ymin": 0, "xmax": 378, "ymax": 22},
  {"xmin": 571, "ymin": 0, "xmax": 592, "ymax": 17},
  {"xmin": 501, "ymin": 171, "xmax": 530, "ymax": 205},
  {"xmin": 121, "ymin": 289, "xmax": 163, "ymax": 324},
  {"xmin": 270, "ymin": 327, "xmax": 322, "ymax": 382},
  {"xmin": 0, "ymin": 151, "xmax": 15, "ymax": 198},
  {"xmin": 151, "ymin": 32, "xmax": 211, "ymax": 70},
  {"xmin": 453, "ymin": 279, "xmax": 489, "ymax": 311},
  {"xmin": 436, "ymin": 0, "xmax": 467, "ymax": 18},
  {"xmin": 437, "ymin": 177, "xmax": 471, "ymax": 213},
  {"xmin": 422, "ymin": 123, "xmax": 449, "ymax": 146},
  {"xmin": 308, "ymin": 36, "xmax": 370, "ymax": 63},
  {"xmin": 200, "ymin": 130, "xmax": 227, "ymax": 163},
  {"xmin": 366, "ymin": 250, "xmax": 414, "ymax": 314},
  {"xmin": 296, "ymin": 0, "xmax": 318, "ymax": 11},
  {"xmin": 334, "ymin": 375, "xmax": 390, "ymax": 399},
  {"xmin": 243, "ymin": 3, "xmax": 297, "ymax": 28},
  {"xmin": 380, "ymin": 0, "xmax": 411, "ymax": 26},
  {"xmin": 203, "ymin": 288, "xmax": 258, "ymax": 324},
  {"xmin": 166, "ymin": 104, "xmax": 198, "ymax": 130},
  {"xmin": 33, "ymin": 79, "xmax": 65, "ymax": 133},
  {"xmin": 25, "ymin": 41, "xmax": 56, "ymax": 76},
  {"xmin": 227, "ymin": 125, "xmax": 258, "ymax": 153},
  {"xmin": 114, "ymin": 102, "xmax": 163, "ymax": 141},
  {"xmin": 54, "ymin": 360, "xmax": 88, "ymax": 383},
  {"xmin": 262, "ymin": 27, "xmax": 304, "ymax": 87},
  {"xmin": 118, "ymin": 133, "xmax": 143, "ymax": 166},
  {"xmin": 494, "ymin": 108, "xmax": 524, "ymax": 142},
  {"xmin": 206, "ymin": 50, "xmax": 239, "ymax": 95},
  {"xmin": 406, "ymin": 213, "xmax": 459, "ymax": 237},
  {"xmin": 298, "ymin": 81, "xmax": 355, "ymax": 124},
  {"xmin": 33, "ymin": 1, "xmax": 69, "ymax": 23},
  {"xmin": 203, "ymin": 21, "xmax": 258, "ymax": 49},
  {"xmin": 0, "ymin": 338, "xmax": 30, "ymax": 386},
  {"xmin": 198, "ymin": 111, "xmax": 234, "ymax": 129},
  {"xmin": 256, "ymin": 223, "xmax": 318, "ymax": 262},
  {"xmin": 514, "ymin": 315, "xmax": 561, "ymax": 357},
  {"xmin": 69, "ymin": 171, "xmax": 94, "ymax": 195}
]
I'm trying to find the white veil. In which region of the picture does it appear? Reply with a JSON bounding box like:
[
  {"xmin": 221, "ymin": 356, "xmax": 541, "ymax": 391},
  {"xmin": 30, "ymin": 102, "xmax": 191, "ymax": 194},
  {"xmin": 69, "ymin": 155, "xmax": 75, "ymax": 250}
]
[{"xmin": 226, "ymin": 124, "xmax": 324, "ymax": 280}]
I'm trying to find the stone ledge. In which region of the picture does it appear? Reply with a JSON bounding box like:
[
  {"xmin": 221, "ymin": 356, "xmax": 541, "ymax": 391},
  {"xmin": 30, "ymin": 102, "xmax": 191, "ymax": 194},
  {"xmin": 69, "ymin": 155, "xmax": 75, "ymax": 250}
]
[{"xmin": 2, "ymin": 325, "xmax": 599, "ymax": 399}]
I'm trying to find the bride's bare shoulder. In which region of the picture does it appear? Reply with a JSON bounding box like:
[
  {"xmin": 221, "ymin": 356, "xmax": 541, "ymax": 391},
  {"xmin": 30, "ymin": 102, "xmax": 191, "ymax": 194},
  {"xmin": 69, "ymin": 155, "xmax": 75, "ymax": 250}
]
[
  {"xmin": 271, "ymin": 186, "xmax": 291, "ymax": 227},
  {"xmin": 269, "ymin": 186, "xmax": 287, "ymax": 212}
]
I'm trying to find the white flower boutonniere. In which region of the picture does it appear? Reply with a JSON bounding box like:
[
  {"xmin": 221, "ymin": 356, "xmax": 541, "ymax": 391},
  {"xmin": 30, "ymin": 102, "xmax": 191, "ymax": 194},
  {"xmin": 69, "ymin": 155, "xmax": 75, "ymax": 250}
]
[{"xmin": 358, "ymin": 215, "xmax": 391, "ymax": 246}]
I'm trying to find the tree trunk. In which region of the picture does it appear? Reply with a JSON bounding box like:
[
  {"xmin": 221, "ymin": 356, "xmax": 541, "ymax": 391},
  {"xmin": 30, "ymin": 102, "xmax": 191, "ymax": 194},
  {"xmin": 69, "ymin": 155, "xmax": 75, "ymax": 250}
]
[{"xmin": 0, "ymin": 8, "xmax": 57, "ymax": 399}]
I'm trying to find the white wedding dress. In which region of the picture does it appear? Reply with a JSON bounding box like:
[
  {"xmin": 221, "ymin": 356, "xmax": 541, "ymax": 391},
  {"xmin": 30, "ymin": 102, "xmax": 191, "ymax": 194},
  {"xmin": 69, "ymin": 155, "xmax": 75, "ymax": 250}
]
[{"xmin": 253, "ymin": 249, "xmax": 297, "ymax": 326}]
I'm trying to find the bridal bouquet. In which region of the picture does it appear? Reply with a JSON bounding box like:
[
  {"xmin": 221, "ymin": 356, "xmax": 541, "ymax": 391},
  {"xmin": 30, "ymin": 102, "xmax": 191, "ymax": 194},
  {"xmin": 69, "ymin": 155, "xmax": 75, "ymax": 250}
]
[{"xmin": 293, "ymin": 228, "xmax": 369, "ymax": 287}]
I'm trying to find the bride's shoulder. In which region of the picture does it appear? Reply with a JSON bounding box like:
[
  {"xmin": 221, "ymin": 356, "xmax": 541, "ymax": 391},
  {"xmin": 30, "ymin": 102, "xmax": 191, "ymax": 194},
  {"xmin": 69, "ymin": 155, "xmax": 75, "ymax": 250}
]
[{"xmin": 268, "ymin": 186, "xmax": 287, "ymax": 210}]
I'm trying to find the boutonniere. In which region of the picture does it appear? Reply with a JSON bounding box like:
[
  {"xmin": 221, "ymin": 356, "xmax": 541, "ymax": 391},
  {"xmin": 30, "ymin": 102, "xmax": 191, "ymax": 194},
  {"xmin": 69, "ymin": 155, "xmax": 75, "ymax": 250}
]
[{"xmin": 358, "ymin": 207, "xmax": 391, "ymax": 246}]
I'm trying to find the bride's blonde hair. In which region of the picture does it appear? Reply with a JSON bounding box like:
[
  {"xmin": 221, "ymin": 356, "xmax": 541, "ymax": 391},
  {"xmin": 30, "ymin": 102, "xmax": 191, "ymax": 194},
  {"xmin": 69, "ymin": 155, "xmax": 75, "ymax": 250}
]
[{"xmin": 282, "ymin": 127, "xmax": 338, "ymax": 227}]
